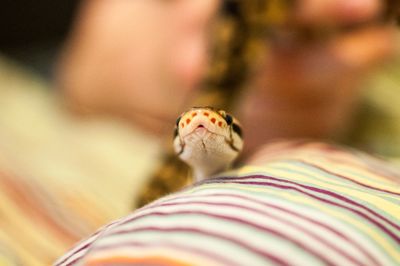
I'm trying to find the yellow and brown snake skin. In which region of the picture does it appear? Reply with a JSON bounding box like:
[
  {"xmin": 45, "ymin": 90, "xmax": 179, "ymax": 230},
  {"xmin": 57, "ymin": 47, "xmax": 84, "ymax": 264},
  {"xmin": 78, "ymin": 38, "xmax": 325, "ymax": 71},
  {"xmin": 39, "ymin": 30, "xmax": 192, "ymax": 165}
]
[
  {"xmin": 135, "ymin": 1, "xmax": 285, "ymax": 208},
  {"xmin": 135, "ymin": 0, "xmax": 400, "ymax": 208}
]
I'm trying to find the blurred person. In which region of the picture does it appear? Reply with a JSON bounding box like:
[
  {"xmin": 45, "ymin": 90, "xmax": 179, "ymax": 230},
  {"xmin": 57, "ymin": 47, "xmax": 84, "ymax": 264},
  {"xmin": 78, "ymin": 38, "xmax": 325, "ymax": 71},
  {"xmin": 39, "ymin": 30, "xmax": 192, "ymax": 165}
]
[
  {"xmin": 0, "ymin": 0, "xmax": 399, "ymax": 265},
  {"xmin": 57, "ymin": 0, "xmax": 397, "ymax": 154},
  {"xmin": 56, "ymin": 0, "xmax": 399, "ymax": 206}
]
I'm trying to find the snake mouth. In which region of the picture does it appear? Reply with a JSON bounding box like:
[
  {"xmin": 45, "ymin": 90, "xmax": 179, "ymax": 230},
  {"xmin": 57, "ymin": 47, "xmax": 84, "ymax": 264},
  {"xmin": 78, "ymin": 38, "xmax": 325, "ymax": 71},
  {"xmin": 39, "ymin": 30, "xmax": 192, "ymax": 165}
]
[
  {"xmin": 181, "ymin": 120, "xmax": 224, "ymax": 139},
  {"xmin": 193, "ymin": 122, "xmax": 208, "ymax": 132},
  {"xmin": 194, "ymin": 124, "xmax": 208, "ymax": 136},
  {"xmin": 182, "ymin": 123, "xmax": 211, "ymax": 139}
]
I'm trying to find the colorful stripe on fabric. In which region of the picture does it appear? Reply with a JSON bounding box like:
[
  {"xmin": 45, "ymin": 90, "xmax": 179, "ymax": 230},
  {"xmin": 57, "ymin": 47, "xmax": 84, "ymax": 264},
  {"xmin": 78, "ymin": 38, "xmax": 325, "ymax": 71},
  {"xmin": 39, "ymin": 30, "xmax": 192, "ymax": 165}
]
[{"xmin": 55, "ymin": 142, "xmax": 400, "ymax": 266}]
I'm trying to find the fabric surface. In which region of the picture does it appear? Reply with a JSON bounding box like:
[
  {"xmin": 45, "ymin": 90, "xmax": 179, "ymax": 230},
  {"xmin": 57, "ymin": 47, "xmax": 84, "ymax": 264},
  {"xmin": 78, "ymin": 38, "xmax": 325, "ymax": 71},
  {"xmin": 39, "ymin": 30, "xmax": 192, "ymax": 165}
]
[{"xmin": 55, "ymin": 142, "xmax": 400, "ymax": 266}]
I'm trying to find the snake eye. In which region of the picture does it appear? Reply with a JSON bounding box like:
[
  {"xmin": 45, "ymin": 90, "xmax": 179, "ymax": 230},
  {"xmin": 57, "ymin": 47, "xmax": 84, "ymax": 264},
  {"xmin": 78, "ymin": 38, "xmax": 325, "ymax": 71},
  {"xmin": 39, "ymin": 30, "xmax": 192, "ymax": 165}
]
[
  {"xmin": 176, "ymin": 116, "xmax": 182, "ymax": 127},
  {"xmin": 224, "ymin": 114, "xmax": 233, "ymax": 125}
]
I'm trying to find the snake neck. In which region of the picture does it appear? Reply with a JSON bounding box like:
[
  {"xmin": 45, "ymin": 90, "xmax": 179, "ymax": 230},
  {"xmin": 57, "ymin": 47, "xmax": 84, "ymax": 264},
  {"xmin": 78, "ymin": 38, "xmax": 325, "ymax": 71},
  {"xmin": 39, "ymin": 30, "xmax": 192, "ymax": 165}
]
[
  {"xmin": 191, "ymin": 158, "xmax": 231, "ymax": 182},
  {"xmin": 192, "ymin": 162, "xmax": 230, "ymax": 183},
  {"xmin": 193, "ymin": 170, "xmax": 207, "ymax": 183}
]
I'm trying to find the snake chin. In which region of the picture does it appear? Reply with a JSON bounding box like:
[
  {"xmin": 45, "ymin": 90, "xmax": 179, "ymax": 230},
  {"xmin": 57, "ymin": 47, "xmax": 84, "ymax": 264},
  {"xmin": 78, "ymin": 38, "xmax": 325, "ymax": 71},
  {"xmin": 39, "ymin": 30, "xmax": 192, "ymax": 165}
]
[
  {"xmin": 193, "ymin": 126, "xmax": 208, "ymax": 137},
  {"xmin": 178, "ymin": 133, "xmax": 237, "ymax": 165},
  {"xmin": 183, "ymin": 131, "xmax": 213, "ymax": 148}
]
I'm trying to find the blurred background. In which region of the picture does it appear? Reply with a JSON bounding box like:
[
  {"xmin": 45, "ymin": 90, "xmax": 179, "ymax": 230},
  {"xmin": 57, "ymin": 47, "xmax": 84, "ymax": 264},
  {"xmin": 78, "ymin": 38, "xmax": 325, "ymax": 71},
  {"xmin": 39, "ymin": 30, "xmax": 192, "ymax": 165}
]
[
  {"xmin": 0, "ymin": 1, "xmax": 399, "ymax": 265},
  {"xmin": 0, "ymin": 0, "xmax": 79, "ymax": 78}
]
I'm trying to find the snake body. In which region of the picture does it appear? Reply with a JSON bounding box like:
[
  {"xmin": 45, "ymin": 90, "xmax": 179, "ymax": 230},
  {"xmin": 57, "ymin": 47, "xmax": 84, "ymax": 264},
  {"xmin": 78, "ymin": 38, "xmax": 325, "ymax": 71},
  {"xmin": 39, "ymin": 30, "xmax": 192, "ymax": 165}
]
[
  {"xmin": 135, "ymin": 2, "xmax": 260, "ymax": 208},
  {"xmin": 174, "ymin": 107, "xmax": 243, "ymax": 182}
]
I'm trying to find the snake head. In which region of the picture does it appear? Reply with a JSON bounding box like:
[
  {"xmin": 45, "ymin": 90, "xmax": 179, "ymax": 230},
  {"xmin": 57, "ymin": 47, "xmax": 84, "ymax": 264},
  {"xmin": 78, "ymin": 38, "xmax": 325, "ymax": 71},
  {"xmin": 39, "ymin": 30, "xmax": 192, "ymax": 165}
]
[{"xmin": 173, "ymin": 107, "xmax": 243, "ymax": 181}]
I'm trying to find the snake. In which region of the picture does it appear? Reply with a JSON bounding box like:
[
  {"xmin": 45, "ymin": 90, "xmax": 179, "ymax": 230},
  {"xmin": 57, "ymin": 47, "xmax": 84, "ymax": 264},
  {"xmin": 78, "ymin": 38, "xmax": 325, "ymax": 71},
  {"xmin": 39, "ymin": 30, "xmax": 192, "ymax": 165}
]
[
  {"xmin": 174, "ymin": 107, "xmax": 243, "ymax": 182},
  {"xmin": 134, "ymin": 1, "xmax": 261, "ymax": 208},
  {"xmin": 135, "ymin": 0, "xmax": 399, "ymax": 208}
]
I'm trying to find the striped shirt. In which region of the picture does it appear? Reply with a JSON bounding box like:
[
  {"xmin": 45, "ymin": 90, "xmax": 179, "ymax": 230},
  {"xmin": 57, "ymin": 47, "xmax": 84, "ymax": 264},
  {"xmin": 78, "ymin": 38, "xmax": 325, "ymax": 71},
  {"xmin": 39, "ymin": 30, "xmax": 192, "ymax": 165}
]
[{"xmin": 55, "ymin": 142, "xmax": 400, "ymax": 266}]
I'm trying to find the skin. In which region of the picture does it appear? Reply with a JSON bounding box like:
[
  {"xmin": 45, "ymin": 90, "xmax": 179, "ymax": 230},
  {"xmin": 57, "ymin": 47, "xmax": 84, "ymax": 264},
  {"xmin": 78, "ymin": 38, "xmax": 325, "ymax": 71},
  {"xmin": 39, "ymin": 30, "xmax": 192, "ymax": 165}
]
[
  {"xmin": 57, "ymin": 0, "xmax": 219, "ymax": 134},
  {"xmin": 56, "ymin": 0, "xmax": 397, "ymax": 157},
  {"xmin": 239, "ymin": 25, "xmax": 396, "ymax": 155}
]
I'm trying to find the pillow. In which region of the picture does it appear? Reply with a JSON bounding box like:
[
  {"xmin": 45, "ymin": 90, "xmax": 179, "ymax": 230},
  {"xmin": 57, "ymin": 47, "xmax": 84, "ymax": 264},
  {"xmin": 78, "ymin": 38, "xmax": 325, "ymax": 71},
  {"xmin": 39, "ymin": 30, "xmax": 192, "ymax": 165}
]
[{"xmin": 55, "ymin": 141, "xmax": 400, "ymax": 266}]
